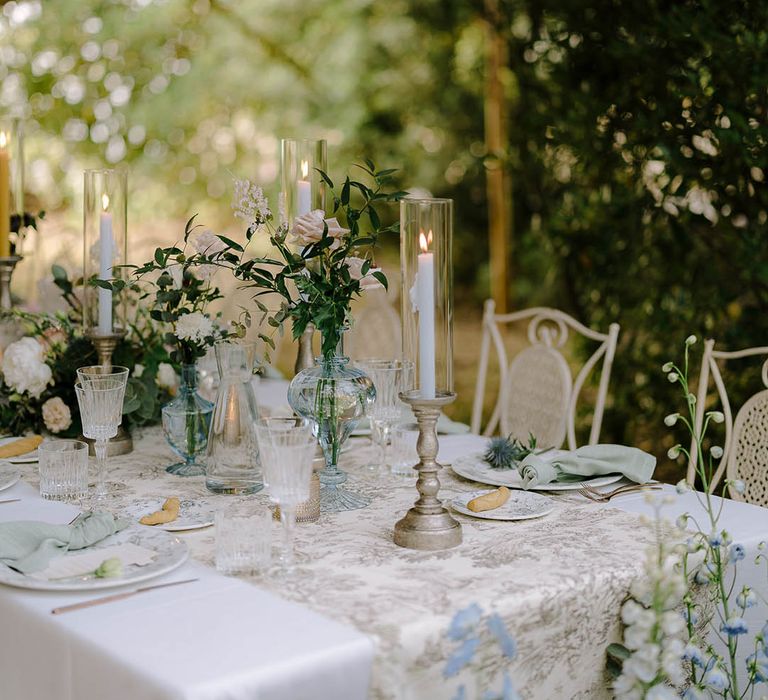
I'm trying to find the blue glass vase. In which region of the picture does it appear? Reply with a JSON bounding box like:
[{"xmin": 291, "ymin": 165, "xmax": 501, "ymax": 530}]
[
  {"xmin": 287, "ymin": 349, "xmax": 375, "ymax": 512},
  {"xmin": 162, "ymin": 364, "xmax": 214, "ymax": 476}
]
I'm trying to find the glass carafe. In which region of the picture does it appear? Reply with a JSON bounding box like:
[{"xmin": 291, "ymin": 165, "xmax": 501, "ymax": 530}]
[{"xmin": 205, "ymin": 341, "xmax": 263, "ymax": 495}]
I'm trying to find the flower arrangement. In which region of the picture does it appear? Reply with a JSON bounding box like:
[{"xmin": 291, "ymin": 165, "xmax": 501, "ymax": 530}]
[
  {"xmin": 0, "ymin": 266, "xmax": 176, "ymax": 436},
  {"xmin": 612, "ymin": 335, "xmax": 767, "ymax": 699},
  {"xmin": 199, "ymin": 161, "xmax": 403, "ymax": 358},
  {"xmin": 108, "ymin": 216, "xmax": 231, "ymax": 365}
]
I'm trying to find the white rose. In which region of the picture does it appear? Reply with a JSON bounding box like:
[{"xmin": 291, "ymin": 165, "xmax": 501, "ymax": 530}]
[
  {"xmin": 41, "ymin": 397, "xmax": 72, "ymax": 433},
  {"xmin": 175, "ymin": 311, "xmax": 215, "ymax": 343},
  {"xmin": 156, "ymin": 362, "xmax": 178, "ymax": 391},
  {"xmin": 288, "ymin": 209, "xmax": 348, "ymax": 248},
  {"xmin": 1, "ymin": 337, "xmax": 53, "ymax": 398},
  {"xmin": 346, "ymin": 257, "xmax": 384, "ymax": 290},
  {"xmin": 164, "ymin": 264, "xmax": 183, "ymax": 289},
  {"xmin": 192, "ymin": 229, "xmax": 227, "ymax": 256}
]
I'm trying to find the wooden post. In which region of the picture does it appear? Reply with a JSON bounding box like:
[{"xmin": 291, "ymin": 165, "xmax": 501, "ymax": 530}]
[{"xmin": 483, "ymin": 0, "xmax": 511, "ymax": 313}]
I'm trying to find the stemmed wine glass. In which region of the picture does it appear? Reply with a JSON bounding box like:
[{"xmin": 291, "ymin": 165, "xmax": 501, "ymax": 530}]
[
  {"xmin": 75, "ymin": 366, "xmax": 129, "ymax": 499},
  {"xmin": 254, "ymin": 417, "xmax": 316, "ymax": 573},
  {"xmin": 356, "ymin": 359, "xmax": 413, "ymax": 471}
]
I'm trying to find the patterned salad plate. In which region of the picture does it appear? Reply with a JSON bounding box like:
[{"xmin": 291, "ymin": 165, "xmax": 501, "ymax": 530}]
[
  {"xmin": 0, "ymin": 466, "xmax": 20, "ymax": 492},
  {"xmin": 451, "ymin": 489, "xmax": 555, "ymax": 521},
  {"xmin": 0, "ymin": 527, "xmax": 188, "ymax": 592},
  {"xmin": 123, "ymin": 498, "xmax": 215, "ymax": 532},
  {"xmin": 0, "ymin": 437, "xmax": 39, "ymax": 464},
  {"xmin": 451, "ymin": 452, "xmax": 622, "ymax": 491}
]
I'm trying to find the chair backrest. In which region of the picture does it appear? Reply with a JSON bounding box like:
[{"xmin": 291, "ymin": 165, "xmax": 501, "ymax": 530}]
[
  {"xmin": 346, "ymin": 284, "xmax": 402, "ymax": 361},
  {"xmin": 687, "ymin": 340, "xmax": 768, "ymax": 503},
  {"xmin": 471, "ymin": 301, "xmax": 620, "ymax": 449}
]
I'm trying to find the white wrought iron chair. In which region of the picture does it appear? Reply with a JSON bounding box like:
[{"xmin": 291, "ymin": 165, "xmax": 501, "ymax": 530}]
[
  {"xmin": 686, "ymin": 340, "xmax": 768, "ymax": 503},
  {"xmin": 470, "ymin": 301, "xmax": 620, "ymax": 450},
  {"xmin": 345, "ymin": 283, "xmax": 402, "ymax": 361}
]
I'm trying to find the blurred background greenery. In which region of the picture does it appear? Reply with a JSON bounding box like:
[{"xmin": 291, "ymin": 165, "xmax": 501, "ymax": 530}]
[{"xmin": 2, "ymin": 0, "xmax": 766, "ymax": 480}]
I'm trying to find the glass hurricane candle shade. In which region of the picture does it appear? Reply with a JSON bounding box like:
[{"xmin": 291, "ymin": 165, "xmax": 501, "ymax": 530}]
[
  {"xmin": 82, "ymin": 169, "xmax": 127, "ymax": 336},
  {"xmin": 279, "ymin": 139, "xmax": 327, "ymax": 225},
  {"xmin": 400, "ymin": 198, "xmax": 454, "ymax": 400}
]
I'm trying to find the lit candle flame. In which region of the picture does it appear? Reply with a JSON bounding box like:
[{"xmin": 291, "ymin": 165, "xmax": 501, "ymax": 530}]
[
  {"xmin": 301, "ymin": 160, "xmax": 309, "ymax": 179},
  {"xmin": 0, "ymin": 132, "xmax": 7, "ymax": 149},
  {"xmin": 419, "ymin": 230, "xmax": 433, "ymax": 253},
  {"xmin": 102, "ymin": 193, "xmax": 110, "ymax": 211}
]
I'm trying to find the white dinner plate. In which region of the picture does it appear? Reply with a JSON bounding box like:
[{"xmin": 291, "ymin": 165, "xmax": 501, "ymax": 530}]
[
  {"xmin": 451, "ymin": 489, "xmax": 555, "ymax": 521},
  {"xmin": 0, "ymin": 527, "xmax": 188, "ymax": 591},
  {"xmin": 0, "ymin": 466, "xmax": 20, "ymax": 491},
  {"xmin": 0, "ymin": 437, "xmax": 39, "ymax": 463},
  {"xmin": 123, "ymin": 498, "xmax": 215, "ymax": 532},
  {"xmin": 451, "ymin": 452, "xmax": 623, "ymax": 491}
]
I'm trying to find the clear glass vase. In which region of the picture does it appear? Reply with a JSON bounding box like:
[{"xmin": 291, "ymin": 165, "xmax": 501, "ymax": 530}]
[
  {"xmin": 287, "ymin": 345, "xmax": 376, "ymax": 512},
  {"xmin": 162, "ymin": 364, "xmax": 214, "ymax": 476},
  {"xmin": 205, "ymin": 341, "xmax": 263, "ymax": 495}
]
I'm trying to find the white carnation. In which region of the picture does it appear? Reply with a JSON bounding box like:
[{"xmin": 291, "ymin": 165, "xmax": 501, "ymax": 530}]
[
  {"xmin": 1, "ymin": 337, "xmax": 53, "ymax": 398},
  {"xmin": 156, "ymin": 362, "xmax": 178, "ymax": 391},
  {"xmin": 175, "ymin": 312, "xmax": 215, "ymax": 343},
  {"xmin": 41, "ymin": 397, "xmax": 72, "ymax": 433}
]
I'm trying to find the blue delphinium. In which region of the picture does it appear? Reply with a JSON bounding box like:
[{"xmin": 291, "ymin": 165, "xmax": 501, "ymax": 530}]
[
  {"xmin": 721, "ymin": 617, "xmax": 749, "ymax": 637},
  {"xmin": 443, "ymin": 604, "xmax": 520, "ymax": 699},
  {"xmin": 486, "ymin": 614, "xmax": 517, "ymax": 659},
  {"xmin": 703, "ymin": 666, "xmax": 729, "ymax": 691}
]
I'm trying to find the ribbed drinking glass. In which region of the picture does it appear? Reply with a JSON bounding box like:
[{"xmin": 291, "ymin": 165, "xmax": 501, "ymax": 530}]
[
  {"xmin": 254, "ymin": 417, "xmax": 315, "ymax": 573},
  {"xmin": 75, "ymin": 365, "xmax": 129, "ymax": 498}
]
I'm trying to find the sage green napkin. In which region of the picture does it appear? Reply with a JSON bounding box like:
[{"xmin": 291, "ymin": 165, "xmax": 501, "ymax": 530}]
[
  {"xmin": 517, "ymin": 444, "xmax": 656, "ymax": 489},
  {"xmin": 0, "ymin": 511, "xmax": 128, "ymax": 574}
]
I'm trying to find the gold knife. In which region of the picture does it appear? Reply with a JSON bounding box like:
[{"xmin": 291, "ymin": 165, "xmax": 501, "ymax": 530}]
[{"xmin": 51, "ymin": 578, "xmax": 199, "ymax": 615}]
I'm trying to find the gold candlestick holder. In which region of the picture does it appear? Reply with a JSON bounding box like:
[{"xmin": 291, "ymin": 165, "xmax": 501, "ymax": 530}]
[
  {"xmin": 393, "ymin": 391, "xmax": 462, "ymax": 550},
  {"xmin": 294, "ymin": 322, "xmax": 315, "ymax": 375},
  {"xmin": 0, "ymin": 255, "xmax": 22, "ymax": 311},
  {"xmin": 83, "ymin": 328, "xmax": 133, "ymax": 456}
]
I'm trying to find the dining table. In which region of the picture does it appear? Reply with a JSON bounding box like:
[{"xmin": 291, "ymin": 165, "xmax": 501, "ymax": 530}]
[{"xmin": 1, "ymin": 378, "xmax": 767, "ymax": 700}]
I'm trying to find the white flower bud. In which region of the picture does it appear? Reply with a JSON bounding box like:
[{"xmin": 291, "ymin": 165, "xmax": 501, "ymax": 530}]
[
  {"xmin": 664, "ymin": 413, "xmax": 680, "ymax": 426},
  {"xmin": 710, "ymin": 446, "xmax": 724, "ymax": 459},
  {"xmin": 685, "ymin": 334, "xmax": 697, "ymax": 346},
  {"xmin": 733, "ymin": 480, "xmax": 745, "ymax": 494},
  {"xmin": 675, "ymin": 480, "xmax": 690, "ymax": 494},
  {"xmin": 708, "ymin": 410, "xmax": 725, "ymax": 423},
  {"xmin": 662, "ymin": 361, "xmax": 674, "ymax": 372},
  {"xmin": 667, "ymin": 445, "xmax": 681, "ymax": 459},
  {"xmin": 667, "ymin": 372, "xmax": 679, "ymax": 383}
]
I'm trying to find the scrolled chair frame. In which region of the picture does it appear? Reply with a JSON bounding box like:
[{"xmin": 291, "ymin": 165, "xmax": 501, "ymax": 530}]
[
  {"xmin": 687, "ymin": 340, "xmax": 768, "ymax": 503},
  {"xmin": 470, "ymin": 301, "xmax": 620, "ymax": 450}
]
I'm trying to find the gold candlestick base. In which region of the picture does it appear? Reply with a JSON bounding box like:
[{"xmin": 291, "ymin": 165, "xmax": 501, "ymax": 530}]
[
  {"xmin": 393, "ymin": 391, "xmax": 462, "ymax": 550},
  {"xmin": 82, "ymin": 328, "xmax": 133, "ymax": 457},
  {"xmin": 0, "ymin": 256, "xmax": 23, "ymax": 311}
]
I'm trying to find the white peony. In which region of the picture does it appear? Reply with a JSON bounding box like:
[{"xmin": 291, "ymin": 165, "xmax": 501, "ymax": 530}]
[
  {"xmin": 175, "ymin": 312, "xmax": 214, "ymax": 343},
  {"xmin": 1, "ymin": 337, "xmax": 53, "ymax": 398},
  {"xmin": 156, "ymin": 362, "xmax": 178, "ymax": 391},
  {"xmin": 41, "ymin": 397, "xmax": 72, "ymax": 433},
  {"xmin": 288, "ymin": 209, "xmax": 348, "ymax": 248}
]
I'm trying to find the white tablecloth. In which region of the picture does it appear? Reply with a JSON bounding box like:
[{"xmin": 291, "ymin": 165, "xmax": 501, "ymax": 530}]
[{"xmin": 0, "ymin": 480, "xmax": 374, "ymax": 700}]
